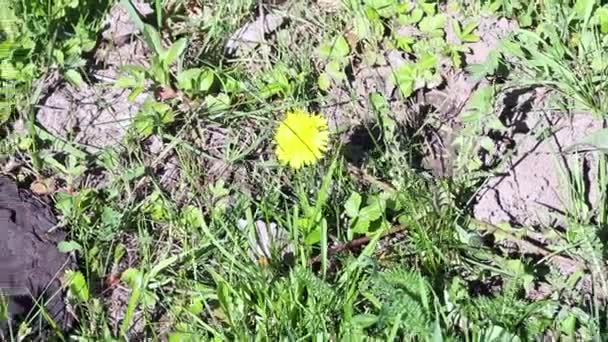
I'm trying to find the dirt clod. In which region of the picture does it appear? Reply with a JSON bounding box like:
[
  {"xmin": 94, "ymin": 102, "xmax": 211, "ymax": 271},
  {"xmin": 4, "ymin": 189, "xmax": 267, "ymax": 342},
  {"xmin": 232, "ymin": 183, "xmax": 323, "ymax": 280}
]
[
  {"xmin": 36, "ymin": 1, "xmax": 152, "ymax": 152},
  {"xmin": 475, "ymin": 112, "xmax": 603, "ymax": 227}
]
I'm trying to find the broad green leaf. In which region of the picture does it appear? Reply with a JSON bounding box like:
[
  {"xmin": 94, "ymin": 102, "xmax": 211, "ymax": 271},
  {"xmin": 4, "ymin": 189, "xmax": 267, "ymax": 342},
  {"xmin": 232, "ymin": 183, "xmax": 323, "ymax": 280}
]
[
  {"xmin": 205, "ymin": 93, "xmax": 231, "ymax": 112},
  {"xmin": 559, "ymin": 314, "xmax": 577, "ymax": 335},
  {"xmin": 64, "ymin": 69, "xmax": 84, "ymax": 87},
  {"xmin": 198, "ymin": 70, "xmax": 215, "ymax": 93},
  {"xmin": 574, "ymin": 0, "xmax": 595, "ymax": 25},
  {"xmin": 57, "ymin": 241, "xmax": 83, "ymax": 253},
  {"xmin": 418, "ymin": 2, "xmax": 436, "ymax": 15},
  {"xmin": 318, "ymin": 35, "xmax": 350, "ymax": 60},
  {"xmin": 358, "ymin": 198, "xmax": 384, "ymax": 222},
  {"xmin": 417, "ymin": 53, "xmax": 437, "ymax": 71},
  {"xmin": 453, "ymin": 20, "xmax": 480, "ymax": 43},
  {"xmin": 317, "ymin": 72, "xmax": 331, "ymax": 91},
  {"xmin": 143, "ymin": 24, "xmax": 164, "ymax": 55},
  {"xmin": 594, "ymin": 7, "xmax": 608, "ymax": 33},
  {"xmin": 392, "ymin": 63, "xmax": 416, "ymax": 97},
  {"xmin": 325, "ymin": 60, "xmax": 346, "ymax": 81},
  {"xmin": 394, "ymin": 34, "xmax": 414, "ymax": 52},
  {"xmin": 176, "ymin": 68, "xmax": 202, "ymax": 91},
  {"xmin": 134, "ymin": 114, "xmax": 155, "ymax": 137},
  {"xmin": 305, "ymin": 227, "xmax": 322, "ymax": 245},
  {"xmin": 344, "ymin": 192, "xmax": 362, "ymax": 218},
  {"xmin": 352, "ymin": 217, "xmax": 371, "ymax": 234},
  {"xmin": 65, "ymin": 270, "xmax": 89, "ymax": 302},
  {"xmin": 121, "ymin": 268, "xmax": 144, "ymax": 289},
  {"xmin": 568, "ymin": 128, "xmax": 608, "ymax": 153},
  {"xmin": 120, "ymin": 0, "xmax": 145, "ymax": 32},
  {"xmin": 163, "ymin": 38, "xmax": 188, "ymax": 66},
  {"xmin": 352, "ymin": 314, "xmax": 379, "ymax": 328},
  {"xmin": 115, "ymin": 75, "xmax": 139, "ymax": 88},
  {"xmin": 365, "ymin": 0, "xmax": 399, "ymax": 17},
  {"xmin": 478, "ymin": 136, "xmax": 496, "ymax": 153},
  {"xmin": 419, "ymin": 14, "xmax": 447, "ymax": 36},
  {"xmin": 0, "ymin": 61, "xmax": 19, "ymax": 80}
]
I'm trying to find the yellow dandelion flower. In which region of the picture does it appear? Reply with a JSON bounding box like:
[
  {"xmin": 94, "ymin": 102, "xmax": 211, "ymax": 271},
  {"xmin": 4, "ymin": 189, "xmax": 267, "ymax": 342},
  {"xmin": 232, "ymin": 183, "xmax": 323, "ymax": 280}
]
[{"xmin": 275, "ymin": 108, "xmax": 330, "ymax": 169}]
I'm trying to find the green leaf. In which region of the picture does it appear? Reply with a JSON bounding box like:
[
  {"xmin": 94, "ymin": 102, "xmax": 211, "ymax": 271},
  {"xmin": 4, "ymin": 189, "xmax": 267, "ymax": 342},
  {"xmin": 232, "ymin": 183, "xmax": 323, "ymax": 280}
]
[
  {"xmin": 594, "ymin": 7, "xmax": 608, "ymax": 33},
  {"xmin": 134, "ymin": 113, "xmax": 155, "ymax": 137},
  {"xmin": 197, "ymin": 70, "xmax": 215, "ymax": 93},
  {"xmin": 143, "ymin": 24, "xmax": 165, "ymax": 55},
  {"xmin": 365, "ymin": 0, "xmax": 399, "ymax": 17},
  {"xmin": 574, "ymin": 0, "xmax": 595, "ymax": 25},
  {"xmin": 352, "ymin": 217, "xmax": 371, "ymax": 234},
  {"xmin": 121, "ymin": 268, "xmax": 144, "ymax": 289},
  {"xmin": 352, "ymin": 314, "xmax": 379, "ymax": 328},
  {"xmin": 65, "ymin": 270, "xmax": 89, "ymax": 302},
  {"xmin": 57, "ymin": 241, "xmax": 83, "ymax": 253},
  {"xmin": 318, "ymin": 35, "xmax": 350, "ymax": 60},
  {"xmin": 417, "ymin": 53, "xmax": 437, "ymax": 71},
  {"xmin": 419, "ymin": 14, "xmax": 447, "ymax": 36},
  {"xmin": 344, "ymin": 192, "xmax": 362, "ymax": 218},
  {"xmin": 567, "ymin": 128, "xmax": 608, "ymax": 153},
  {"xmin": 317, "ymin": 72, "xmax": 331, "ymax": 91},
  {"xmin": 116, "ymin": 75, "xmax": 139, "ymax": 88},
  {"xmin": 0, "ymin": 61, "xmax": 19, "ymax": 80},
  {"xmin": 64, "ymin": 69, "xmax": 84, "ymax": 87},
  {"xmin": 478, "ymin": 136, "xmax": 496, "ymax": 152},
  {"xmin": 325, "ymin": 60, "xmax": 346, "ymax": 81},
  {"xmin": 394, "ymin": 34, "xmax": 414, "ymax": 52},
  {"xmin": 418, "ymin": 2, "xmax": 436, "ymax": 15},
  {"xmin": 392, "ymin": 63, "xmax": 416, "ymax": 97},
  {"xmin": 358, "ymin": 198, "xmax": 384, "ymax": 223},
  {"xmin": 453, "ymin": 20, "xmax": 480, "ymax": 43},
  {"xmin": 120, "ymin": 0, "xmax": 145, "ymax": 32},
  {"xmin": 163, "ymin": 38, "xmax": 188, "ymax": 66},
  {"xmin": 121, "ymin": 268, "xmax": 144, "ymax": 334},
  {"xmin": 559, "ymin": 314, "xmax": 577, "ymax": 335},
  {"xmin": 205, "ymin": 93, "xmax": 231, "ymax": 112},
  {"xmin": 466, "ymin": 50, "xmax": 501, "ymax": 79}
]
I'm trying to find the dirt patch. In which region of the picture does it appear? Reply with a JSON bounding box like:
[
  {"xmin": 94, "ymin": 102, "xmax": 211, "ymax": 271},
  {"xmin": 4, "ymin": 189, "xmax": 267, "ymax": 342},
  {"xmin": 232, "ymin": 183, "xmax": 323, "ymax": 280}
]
[
  {"xmin": 0, "ymin": 176, "xmax": 74, "ymax": 334},
  {"xmin": 36, "ymin": 1, "xmax": 152, "ymax": 153},
  {"xmin": 474, "ymin": 111, "xmax": 604, "ymax": 227},
  {"xmin": 322, "ymin": 13, "xmax": 517, "ymax": 156}
]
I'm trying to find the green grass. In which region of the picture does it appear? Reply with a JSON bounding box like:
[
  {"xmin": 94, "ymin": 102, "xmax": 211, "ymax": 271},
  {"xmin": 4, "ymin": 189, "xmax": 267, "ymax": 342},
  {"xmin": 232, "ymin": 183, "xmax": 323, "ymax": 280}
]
[{"xmin": 2, "ymin": 0, "xmax": 608, "ymax": 340}]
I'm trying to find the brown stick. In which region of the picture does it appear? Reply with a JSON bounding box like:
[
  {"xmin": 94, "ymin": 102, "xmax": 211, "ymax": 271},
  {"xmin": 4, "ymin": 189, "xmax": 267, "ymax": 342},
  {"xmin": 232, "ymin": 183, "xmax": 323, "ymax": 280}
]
[{"xmin": 309, "ymin": 226, "xmax": 406, "ymax": 265}]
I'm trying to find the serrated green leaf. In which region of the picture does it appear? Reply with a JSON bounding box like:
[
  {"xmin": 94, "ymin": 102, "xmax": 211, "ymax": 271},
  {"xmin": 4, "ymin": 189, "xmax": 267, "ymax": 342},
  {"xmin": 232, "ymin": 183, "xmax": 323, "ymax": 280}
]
[
  {"xmin": 419, "ymin": 14, "xmax": 447, "ymax": 36},
  {"xmin": 344, "ymin": 192, "xmax": 362, "ymax": 218}
]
